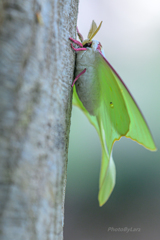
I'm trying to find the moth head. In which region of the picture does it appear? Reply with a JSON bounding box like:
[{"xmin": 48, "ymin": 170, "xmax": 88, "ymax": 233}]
[{"xmin": 82, "ymin": 20, "xmax": 102, "ymax": 46}]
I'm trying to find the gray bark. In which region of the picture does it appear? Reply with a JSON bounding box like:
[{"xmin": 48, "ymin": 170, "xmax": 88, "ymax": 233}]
[{"xmin": 0, "ymin": 0, "xmax": 79, "ymax": 239}]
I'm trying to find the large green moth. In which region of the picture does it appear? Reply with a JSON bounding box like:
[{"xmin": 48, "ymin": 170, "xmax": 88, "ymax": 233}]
[{"xmin": 69, "ymin": 21, "xmax": 156, "ymax": 206}]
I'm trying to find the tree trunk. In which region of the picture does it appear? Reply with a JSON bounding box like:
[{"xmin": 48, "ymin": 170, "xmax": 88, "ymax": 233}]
[{"xmin": 0, "ymin": 0, "xmax": 79, "ymax": 239}]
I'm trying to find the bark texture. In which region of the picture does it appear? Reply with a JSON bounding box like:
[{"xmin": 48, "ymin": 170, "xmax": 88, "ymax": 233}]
[{"xmin": 0, "ymin": 0, "xmax": 79, "ymax": 239}]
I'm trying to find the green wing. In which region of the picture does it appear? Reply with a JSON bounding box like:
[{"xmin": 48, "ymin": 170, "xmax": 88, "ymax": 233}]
[
  {"xmin": 96, "ymin": 51, "xmax": 156, "ymax": 152},
  {"xmin": 96, "ymin": 53, "xmax": 130, "ymax": 157},
  {"xmin": 117, "ymin": 80, "xmax": 156, "ymax": 150}
]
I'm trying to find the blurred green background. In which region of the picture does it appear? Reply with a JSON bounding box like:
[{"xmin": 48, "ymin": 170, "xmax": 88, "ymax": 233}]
[{"xmin": 64, "ymin": 0, "xmax": 160, "ymax": 239}]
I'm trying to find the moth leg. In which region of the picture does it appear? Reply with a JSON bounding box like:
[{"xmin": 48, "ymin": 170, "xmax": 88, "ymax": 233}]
[
  {"xmin": 72, "ymin": 68, "xmax": 86, "ymax": 87},
  {"xmin": 69, "ymin": 37, "xmax": 83, "ymax": 47},
  {"xmin": 71, "ymin": 43, "xmax": 87, "ymax": 52},
  {"xmin": 77, "ymin": 27, "xmax": 84, "ymax": 42}
]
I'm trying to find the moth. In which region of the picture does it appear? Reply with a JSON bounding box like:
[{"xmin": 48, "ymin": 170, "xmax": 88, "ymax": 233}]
[{"xmin": 70, "ymin": 21, "xmax": 156, "ymax": 206}]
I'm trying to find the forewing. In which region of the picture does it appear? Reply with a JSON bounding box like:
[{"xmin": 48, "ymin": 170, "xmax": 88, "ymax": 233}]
[
  {"xmin": 97, "ymin": 51, "xmax": 156, "ymax": 151},
  {"xmin": 116, "ymin": 78, "xmax": 156, "ymax": 150},
  {"xmin": 96, "ymin": 52, "xmax": 130, "ymax": 155}
]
